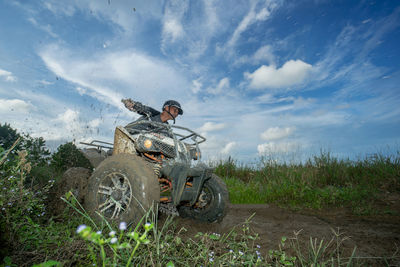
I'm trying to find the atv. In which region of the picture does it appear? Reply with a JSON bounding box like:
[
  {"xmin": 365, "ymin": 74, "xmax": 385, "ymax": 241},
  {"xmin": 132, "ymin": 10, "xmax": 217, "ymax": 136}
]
[{"xmin": 64, "ymin": 120, "xmax": 229, "ymax": 225}]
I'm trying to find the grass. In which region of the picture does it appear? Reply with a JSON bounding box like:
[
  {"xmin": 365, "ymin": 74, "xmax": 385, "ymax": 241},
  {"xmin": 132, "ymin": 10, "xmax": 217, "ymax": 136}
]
[
  {"xmin": 1, "ymin": 143, "xmax": 400, "ymax": 265},
  {"xmin": 215, "ymin": 152, "xmax": 400, "ymax": 214}
]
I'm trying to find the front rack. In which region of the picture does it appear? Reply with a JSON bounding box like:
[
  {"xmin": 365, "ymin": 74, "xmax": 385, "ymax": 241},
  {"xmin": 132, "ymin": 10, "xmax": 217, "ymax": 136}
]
[{"xmin": 80, "ymin": 140, "xmax": 113, "ymax": 150}]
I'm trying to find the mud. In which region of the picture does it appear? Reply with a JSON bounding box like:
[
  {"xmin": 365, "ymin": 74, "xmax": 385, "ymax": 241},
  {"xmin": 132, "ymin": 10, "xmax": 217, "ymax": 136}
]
[{"xmin": 173, "ymin": 203, "xmax": 400, "ymax": 263}]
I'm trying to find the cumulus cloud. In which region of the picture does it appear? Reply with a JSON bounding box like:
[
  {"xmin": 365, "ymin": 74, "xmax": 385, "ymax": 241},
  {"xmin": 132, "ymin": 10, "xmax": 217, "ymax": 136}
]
[
  {"xmin": 260, "ymin": 127, "xmax": 295, "ymax": 141},
  {"xmin": 221, "ymin": 141, "xmax": 236, "ymax": 155},
  {"xmin": 245, "ymin": 60, "xmax": 312, "ymax": 89},
  {"xmin": 198, "ymin": 122, "xmax": 226, "ymax": 133},
  {"xmin": 0, "ymin": 98, "xmax": 34, "ymax": 113},
  {"xmin": 0, "ymin": 69, "xmax": 17, "ymax": 82},
  {"xmin": 257, "ymin": 141, "xmax": 299, "ymax": 155}
]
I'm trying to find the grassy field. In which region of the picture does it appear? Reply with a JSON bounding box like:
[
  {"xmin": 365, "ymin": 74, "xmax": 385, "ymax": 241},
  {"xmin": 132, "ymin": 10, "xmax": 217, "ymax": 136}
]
[
  {"xmin": 1, "ymin": 141, "xmax": 399, "ymax": 265},
  {"xmin": 215, "ymin": 152, "xmax": 400, "ymax": 215}
]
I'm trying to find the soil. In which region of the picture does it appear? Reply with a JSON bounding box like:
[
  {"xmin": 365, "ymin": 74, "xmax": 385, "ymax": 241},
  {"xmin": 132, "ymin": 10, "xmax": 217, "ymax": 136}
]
[{"xmin": 172, "ymin": 202, "xmax": 400, "ymax": 265}]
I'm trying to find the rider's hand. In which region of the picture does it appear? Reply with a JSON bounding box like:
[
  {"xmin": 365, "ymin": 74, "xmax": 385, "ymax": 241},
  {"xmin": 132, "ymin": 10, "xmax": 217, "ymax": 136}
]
[{"xmin": 122, "ymin": 99, "xmax": 136, "ymax": 111}]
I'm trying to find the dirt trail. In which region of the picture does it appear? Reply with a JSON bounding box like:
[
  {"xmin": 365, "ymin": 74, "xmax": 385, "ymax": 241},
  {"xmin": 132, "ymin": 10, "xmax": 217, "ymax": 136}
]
[{"xmin": 174, "ymin": 204, "xmax": 400, "ymax": 262}]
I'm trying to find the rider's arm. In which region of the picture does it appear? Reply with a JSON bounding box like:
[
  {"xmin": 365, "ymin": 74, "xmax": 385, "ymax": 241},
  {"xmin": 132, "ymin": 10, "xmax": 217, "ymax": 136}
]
[{"xmin": 122, "ymin": 99, "xmax": 161, "ymax": 117}]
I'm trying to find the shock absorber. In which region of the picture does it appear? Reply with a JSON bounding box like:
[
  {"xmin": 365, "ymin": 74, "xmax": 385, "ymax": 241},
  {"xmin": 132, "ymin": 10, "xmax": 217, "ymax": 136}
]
[{"xmin": 153, "ymin": 163, "xmax": 162, "ymax": 177}]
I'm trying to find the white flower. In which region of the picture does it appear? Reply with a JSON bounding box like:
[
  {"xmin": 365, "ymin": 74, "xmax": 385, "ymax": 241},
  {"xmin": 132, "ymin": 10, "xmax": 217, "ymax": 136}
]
[
  {"xmin": 76, "ymin": 224, "xmax": 87, "ymax": 234},
  {"xmin": 229, "ymin": 249, "xmax": 233, "ymax": 253},
  {"xmin": 239, "ymin": 250, "xmax": 244, "ymax": 256},
  {"xmin": 109, "ymin": 231, "xmax": 116, "ymax": 237},
  {"xmin": 256, "ymin": 244, "xmax": 261, "ymax": 248},
  {"xmin": 110, "ymin": 237, "xmax": 118, "ymax": 244},
  {"xmin": 96, "ymin": 231, "xmax": 102, "ymax": 235},
  {"xmin": 119, "ymin": 221, "xmax": 127, "ymax": 231}
]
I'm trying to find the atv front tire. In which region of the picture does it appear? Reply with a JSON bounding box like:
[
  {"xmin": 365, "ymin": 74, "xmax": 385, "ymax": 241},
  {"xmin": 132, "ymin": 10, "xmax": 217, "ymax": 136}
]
[
  {"xmin": 85, "ymin": 153, "xmax": 159, "ymax": 225},
  {"xmin": 178, "ymin": 174, "xmax": 229, "ymax": 223}
]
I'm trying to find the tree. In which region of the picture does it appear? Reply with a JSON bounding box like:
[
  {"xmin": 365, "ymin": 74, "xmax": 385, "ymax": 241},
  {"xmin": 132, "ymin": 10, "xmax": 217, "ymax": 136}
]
[
  {"xmin": 0, "ymin": 123, "xmax": 20, "ymax": 150},
  {"xmin": 51, "ymin": 142, "xmax": 92, "ymax": 173}
]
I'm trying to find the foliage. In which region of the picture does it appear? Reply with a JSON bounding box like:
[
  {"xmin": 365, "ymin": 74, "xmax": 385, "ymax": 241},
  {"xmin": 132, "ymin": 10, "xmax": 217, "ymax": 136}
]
[
  {"xmin": 50, "ymin": 142, "xmax": 92, "ymax": 173},
  {"xmin": 216, "ymin": 151, "xmax": 400, "ymax": 214},
  {"xmin": 0, "ymin": 123, "xmax": 20, "ymax": 150},
  {"xmin": 0, "ymin": 146, "xmax": 53, "ymax": 259}
]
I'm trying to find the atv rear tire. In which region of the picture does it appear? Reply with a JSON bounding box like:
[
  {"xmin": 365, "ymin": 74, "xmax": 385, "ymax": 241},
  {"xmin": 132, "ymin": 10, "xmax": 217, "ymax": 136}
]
[
  {"xmin": 85, "ymin": 153, "xmax": 159, "ymax": 225},
  {"xmin": 178, "ymin": 174, "xmax": 229, "ymax": 223}
]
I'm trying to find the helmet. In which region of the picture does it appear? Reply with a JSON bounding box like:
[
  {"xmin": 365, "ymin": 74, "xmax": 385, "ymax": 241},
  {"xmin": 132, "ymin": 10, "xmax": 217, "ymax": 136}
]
[{"xmin": 162, "ymin": 100, "xmax": 183, "ymax": 115}]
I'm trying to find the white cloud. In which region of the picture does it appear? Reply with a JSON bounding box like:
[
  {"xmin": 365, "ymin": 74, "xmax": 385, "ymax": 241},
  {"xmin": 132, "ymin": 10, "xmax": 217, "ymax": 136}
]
[
  {"xmin": 39, "ymin": 44, "xmax": 189, "ymax": 109},
  {"xmin": 37, "ymin": 80, "xmax": 54, "ymax": 85},
  {"xmin": 245, "ymin": 60, "xmax": 313, "ymax": 89},
  {"xmin": 163, "ymin": 19, "xmax": 184, "ymax": 42},
  {"xmin": 257, "ymin": 141, "xmax": 299, "ymax": 155},
  {"xmin": 198, "ymin": 122, "xmax": 226, "ymax": 133},
  {"xmin": 207, "ymin": 77, "xmax": 230, "ymax": 95},
  {"xmin": 0, "ymin": 98, "xmax": 34, "ymax": 113},
  {"xmin": 260, "ymin": 127, "xmax": 295, "ymax": 141},
  {"xmin": 227, "ymin": 1, "xmax": 277, "ymax": 49},
  {"xmin": 235, "ymin": 45, "xmax": 276, "ymax": 66},
  {"xmin": 89, "ymin": 118, "xmax": 101, "ymax": 128},
  {"xmin": 27, "ymin": 17, "xmax": 58, "ymax": 38},
  {"xmin": 76, "ymin": 87, "xmax": 87, "ymax": 96},
  {"xmin": 0, "ymin": 69, "xmax": 17, "ymax": 82},
  {"xmin": 191, "ymin": 79, "xmax": 202, "ymax": 94},
  {"xmin": 221, "ymin": 141, "xmax": 236, "ymax": 155}
]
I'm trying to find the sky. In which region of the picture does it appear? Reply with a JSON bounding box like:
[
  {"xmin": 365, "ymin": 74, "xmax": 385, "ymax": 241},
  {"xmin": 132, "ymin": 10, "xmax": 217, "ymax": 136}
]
[{"xmin": 0, "ymin": 0, "xmax": 399, "ymax": 163}]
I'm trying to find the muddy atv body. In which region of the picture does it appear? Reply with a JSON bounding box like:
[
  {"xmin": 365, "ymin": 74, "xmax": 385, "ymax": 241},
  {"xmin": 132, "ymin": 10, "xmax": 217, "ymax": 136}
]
[{"xmin": 77, "ymin": 120, "xmax": 229, "ymax": 224}]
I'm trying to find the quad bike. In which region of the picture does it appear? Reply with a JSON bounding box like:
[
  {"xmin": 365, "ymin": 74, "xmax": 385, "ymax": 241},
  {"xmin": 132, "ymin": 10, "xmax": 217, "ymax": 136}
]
[{"xmin": 61, "ymin": 120, "xmax": 229, "ymax": 225}]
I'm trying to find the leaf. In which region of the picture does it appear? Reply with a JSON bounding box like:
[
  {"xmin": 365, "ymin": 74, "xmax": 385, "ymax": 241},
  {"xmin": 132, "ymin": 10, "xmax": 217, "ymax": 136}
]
[
  {"xmin": 166, "ymin": 261, "xmax": 175, "ymax": 267},
  {"xmin": 210, "ymin": 234, "xmax": 220, "ymax": 240},
  {"xmin": 32, "ymin": 260, "xmax": 61, "ymax": 267}
]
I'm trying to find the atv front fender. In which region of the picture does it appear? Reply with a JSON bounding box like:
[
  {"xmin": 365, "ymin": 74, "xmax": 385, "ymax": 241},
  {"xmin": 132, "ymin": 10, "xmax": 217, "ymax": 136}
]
[{"xmin": 161, "ymin": 163, "xmax": 214, "ymax": 206}]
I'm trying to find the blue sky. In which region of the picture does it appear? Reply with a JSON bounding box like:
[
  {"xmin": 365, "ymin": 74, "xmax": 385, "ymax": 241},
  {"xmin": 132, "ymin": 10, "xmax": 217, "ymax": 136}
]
[{"xmin": 0, "ymin": 0, "xmax": 399, "ymax": 163}]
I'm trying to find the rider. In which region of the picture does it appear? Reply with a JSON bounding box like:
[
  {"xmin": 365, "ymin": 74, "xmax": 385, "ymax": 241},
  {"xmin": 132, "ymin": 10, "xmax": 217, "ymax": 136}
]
[{"xmin": 122, "ymin": 99, "xmax": 183, "ymax": 133}]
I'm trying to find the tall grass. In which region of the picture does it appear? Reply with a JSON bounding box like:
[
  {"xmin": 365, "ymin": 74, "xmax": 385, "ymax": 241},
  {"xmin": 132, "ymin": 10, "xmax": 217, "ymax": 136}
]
[{"xmin": 215, "ymin": 152, "xmax": 400, "ymax": 213}]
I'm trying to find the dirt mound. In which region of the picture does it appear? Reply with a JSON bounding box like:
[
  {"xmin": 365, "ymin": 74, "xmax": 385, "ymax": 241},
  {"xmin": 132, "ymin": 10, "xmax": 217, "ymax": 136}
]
[{"xmin": 173, "ymin": 204, "xmax": 400, "ymax": 263}]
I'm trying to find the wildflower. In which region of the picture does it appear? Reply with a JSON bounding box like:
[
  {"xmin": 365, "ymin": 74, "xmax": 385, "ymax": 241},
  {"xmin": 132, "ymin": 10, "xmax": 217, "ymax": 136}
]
[
  {"xmin": 256, "ymin": 244, "xmax": 261, "ymax": 249},
  {"xmin": 96, "ymin": 231, "xmax": 102, "ymax": 235},
  {"xmin": 144, "ymin": 222, "xmax": 153, "ymax": 231},
  {"xmin": 209, "ymin": 258, "xmax": 214, "ymax": 262},
  {"xmin": 239, "ymin": 250, "xmax": 244, "ymax": 256},
  {"xmin": 76, "ymin": 224, "xmax": 87, "ymax": 234},
  {"xmin": 256, "ymin": 251, "xmax": 261, "ymax": 256},
  {"xmin": 110, "ymin": 237, "xmax": 118, "ymax": 244},
  {"xmin": 119, "ymin": 221, "xmax": 127, "ymax": 231},
  {"xmin": 7, "ymin": 202, "xmax": 11, "ymax": 206},
  {"xmin": 229, "ymin": 249, "xmax": 233, "ymax": 253},
  {"xmin": 109, "ymin": 231, "xmax": 116, "ymax": 237}
]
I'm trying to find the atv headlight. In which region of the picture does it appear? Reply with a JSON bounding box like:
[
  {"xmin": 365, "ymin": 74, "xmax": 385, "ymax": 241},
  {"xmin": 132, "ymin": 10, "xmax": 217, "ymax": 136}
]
[{"xmin": 143, "ymin": 139, "xmax": 152, "ymax": 149}]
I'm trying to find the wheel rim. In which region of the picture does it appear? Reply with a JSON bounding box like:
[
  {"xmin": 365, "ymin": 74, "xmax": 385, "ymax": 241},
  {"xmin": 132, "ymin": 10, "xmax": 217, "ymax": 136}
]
[
  {"xmin": 96, "ymin": 172, "xmax": 132, "ymax": 219},
  {"xmin": 196, "ymin": 184, "xmax": 214, "ymax": 210}
]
